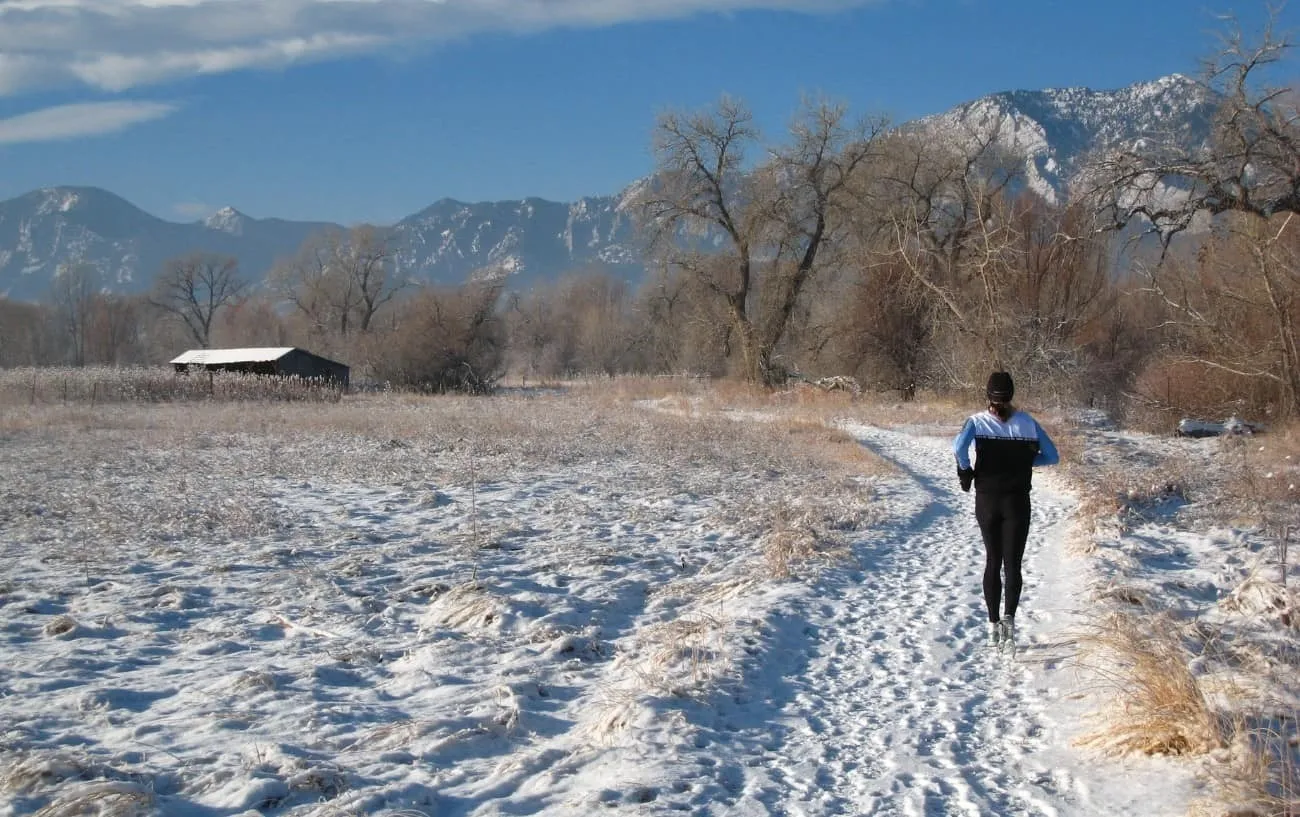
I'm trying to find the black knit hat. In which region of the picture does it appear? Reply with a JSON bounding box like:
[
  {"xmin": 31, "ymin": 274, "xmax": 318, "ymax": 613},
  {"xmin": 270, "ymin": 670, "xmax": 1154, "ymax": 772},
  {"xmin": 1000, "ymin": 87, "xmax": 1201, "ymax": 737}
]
[{"xmin": 986, "ymin": 371, "xmax": 1014, "ymax": 402}]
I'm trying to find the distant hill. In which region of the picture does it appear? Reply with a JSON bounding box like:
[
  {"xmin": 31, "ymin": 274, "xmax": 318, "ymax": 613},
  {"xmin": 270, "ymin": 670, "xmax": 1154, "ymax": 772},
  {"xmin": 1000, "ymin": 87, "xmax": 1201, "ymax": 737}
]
[
  {"xmin": 0, "ymin": 188, "xmax": 334, "ymax": 301},
  {"xmin": 0, "ymin": 74, "xmax": 1218, "ymax": 302}
]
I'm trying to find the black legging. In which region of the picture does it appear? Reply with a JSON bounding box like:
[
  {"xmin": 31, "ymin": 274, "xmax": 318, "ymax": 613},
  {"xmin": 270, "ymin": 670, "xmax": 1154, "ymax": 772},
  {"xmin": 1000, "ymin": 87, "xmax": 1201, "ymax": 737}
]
[{"xmin": 974, "ymin": 490, "xmax": 1031, "ymax": 623}]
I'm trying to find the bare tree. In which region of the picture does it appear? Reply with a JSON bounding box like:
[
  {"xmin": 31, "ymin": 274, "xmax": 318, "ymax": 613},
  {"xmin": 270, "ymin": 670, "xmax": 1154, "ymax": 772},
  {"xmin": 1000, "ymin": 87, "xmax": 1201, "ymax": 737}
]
[
  {"xmin": 374, "ymin": 283, "xmax": 505, "ymax": 393},
  {"xmin": 1001, "ymin": 198, "xmax": 1114, "ymax": 388},
  {"xmin": 636, "ymin": 96, "xmax": 887, "ymax": 385},
  {"xmin": 151, "ymin": 252, "xmax": 246, "ymax": 349},
  {"xmin": 505, "ymin": 287, "xmax": 569, "ymax": 380},
  {"xmin": 825, "ymin": 254, "xmax": 933, "ymax": 394},
  {"xmin": 835, "ymin": 111, "xmax": 1044, "ymax": 390},
  {"xmin": 857, "ymin": 117, "xmax": 1021, "ymax": 321},
  {"xmin": 1140, "ymin": 212, "xmax": 1300, "ymax": 416},
  {"xmin": 49, "ymin": 261, "xmax": 100, "ymax": 366},
  {"xmin": 270, "ymin": 240, "xmax": 334, "ymax": 338},
  {"xmin": 565, "ymin": 271, "xmax": 634, "ymax": 376},
  {"xmin": 271, "ymin": 226, "xmax": 405, "ymax": 339},
  {"xmin": 627, "ymin": 265, "xmax": 692, "ymax": 374},
  {"xmin": 214, "ymin": 295, "xmax": 290, "ymax": 349},
  {"xmin": 1077, "ymin": 11, "xmax": 1300, "ymax": 418},
  {"xmin": 0, "ymin": 297, "xmax": 55, "ymax": 366},
  {"xmin": 1083, "ymin": 13, "xmax": 1300, "ymax": 246},
  {"xmin": 87, "ymin": 293, "xmax": 145, "ymax": 365},
  {"xmin": 345, "ymin": 226, "xmax": 405, "ymax": 333}
]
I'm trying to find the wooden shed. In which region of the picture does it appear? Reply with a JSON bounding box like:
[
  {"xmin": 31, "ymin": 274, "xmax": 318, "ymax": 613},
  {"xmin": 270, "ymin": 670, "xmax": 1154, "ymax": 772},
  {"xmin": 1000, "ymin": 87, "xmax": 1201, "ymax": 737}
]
[{"xmin": 170, "ymin": 347, "xmax": 349, "ymax": 389}]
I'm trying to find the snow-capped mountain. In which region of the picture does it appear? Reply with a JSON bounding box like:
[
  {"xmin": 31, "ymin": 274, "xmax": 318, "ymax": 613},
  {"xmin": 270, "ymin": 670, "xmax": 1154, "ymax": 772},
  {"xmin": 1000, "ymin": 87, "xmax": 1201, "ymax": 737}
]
[
  {"xmin": 203, "ymin": 206, "xmax": 248, "ymax": 236},
  {"xmin": 0, "ymin": 187, "xmax": 643, "ymax": 301},
  {"xmin": 390, "ymin": 195, "xmax": 640, "ymax": 285},
  {"xmin": 0, "ymin": 188, "xmax": 333, "ymax": 301},
  {"xmin": 915, "ymin": 73, "xmax": 1215, "ymax": 203},
  {"xmin": 0, "ymin": 74, "xmax": 1216, "ymax": 301}
]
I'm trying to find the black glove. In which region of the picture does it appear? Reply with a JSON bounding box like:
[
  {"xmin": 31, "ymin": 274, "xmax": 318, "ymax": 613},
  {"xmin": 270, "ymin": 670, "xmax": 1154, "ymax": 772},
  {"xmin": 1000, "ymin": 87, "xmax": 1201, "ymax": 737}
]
[{"xmin": 958, "ymin": 467, "xmax": 974, "ymax": 492}]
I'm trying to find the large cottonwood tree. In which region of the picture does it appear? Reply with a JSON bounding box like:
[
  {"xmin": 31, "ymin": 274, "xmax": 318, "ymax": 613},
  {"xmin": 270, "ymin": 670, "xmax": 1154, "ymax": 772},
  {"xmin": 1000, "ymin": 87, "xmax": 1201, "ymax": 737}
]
[{"xmin": 636, "ymin": 96, "xmax": 887, "ymax": 385}]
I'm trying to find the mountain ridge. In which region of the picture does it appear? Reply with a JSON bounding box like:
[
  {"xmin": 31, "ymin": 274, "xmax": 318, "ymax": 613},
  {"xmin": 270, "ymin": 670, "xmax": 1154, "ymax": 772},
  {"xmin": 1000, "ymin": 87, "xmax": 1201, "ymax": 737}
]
[{"xmin": 0, "ymin": 73, "xmax": 1217, "ymax": 301}]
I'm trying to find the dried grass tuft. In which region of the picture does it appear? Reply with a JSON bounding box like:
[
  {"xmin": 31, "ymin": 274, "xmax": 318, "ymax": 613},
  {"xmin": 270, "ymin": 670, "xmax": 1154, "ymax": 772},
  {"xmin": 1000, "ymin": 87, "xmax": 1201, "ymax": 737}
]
[
  {"xmin": 631, "ymin": 614, "xmax": 733, "ymax": 696},
  {"xmin": 0, "ymin": 366, "xmax": 343, "ymax": 410},
  {"xmin": 760, "ymin": 511, "xmax": 850, "ymax": 580},
  {"xmin": 419, "ymin": 582, "xmax": 509, "ymax": 634},
  {"xmin": 1222, "ymin": 575, "xmax": 1299, "ymax": 625},
  {"xmin": 576, "ymin": 693, "xmax": 642, "ymax": 745},
  {"xmin": 42, "ymin": 615, "xmax": 78, "ymax": 637},
  {"xmin": 31, "ymin": 781, "xmax": 155, "ymax": 817},
  {"xmin": 230, "ymin": 670, "xmax": 277, "ymax": 692},
  {"xmin": 1092, "ymin": 583, "xmax": 1148, "ymax": 607},
  {"xmin": 1077, "ymin": 612, "xmax": 1228, "ymax": 757},
  {"xmin": 2, "ymin": 754, "xmax": 102, "ymax": 794}
]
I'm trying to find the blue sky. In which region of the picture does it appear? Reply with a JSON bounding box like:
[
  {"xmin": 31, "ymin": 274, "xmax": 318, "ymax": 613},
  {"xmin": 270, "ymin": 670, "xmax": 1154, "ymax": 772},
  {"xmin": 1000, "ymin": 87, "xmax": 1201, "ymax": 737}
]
[{"xmin": 0, "ymin": 0, "xmax": 1293, "ymax": 225}]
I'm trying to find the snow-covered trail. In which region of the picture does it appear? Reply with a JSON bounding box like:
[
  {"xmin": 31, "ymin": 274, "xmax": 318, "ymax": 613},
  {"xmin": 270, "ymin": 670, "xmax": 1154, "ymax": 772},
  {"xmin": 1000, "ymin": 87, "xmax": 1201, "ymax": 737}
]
[
  {"xmin": 651, "ymin": 422, "xmax": 1112, "ymax": 816},
  {"xmin": 764, "ymin": 422, "xmax": 1080, "ymax": 815}
]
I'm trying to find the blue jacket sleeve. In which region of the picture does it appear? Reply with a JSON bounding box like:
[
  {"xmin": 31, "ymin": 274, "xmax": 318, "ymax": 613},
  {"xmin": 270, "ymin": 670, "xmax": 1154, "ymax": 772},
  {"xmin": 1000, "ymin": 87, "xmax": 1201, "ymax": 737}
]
[
  {"xmin": 953, "ymin": 418, "xmax": 975, "ymax": 470},
  {"xmin": 1034, "ymin": 421, "xmax": 1060, "ymax": 466}
]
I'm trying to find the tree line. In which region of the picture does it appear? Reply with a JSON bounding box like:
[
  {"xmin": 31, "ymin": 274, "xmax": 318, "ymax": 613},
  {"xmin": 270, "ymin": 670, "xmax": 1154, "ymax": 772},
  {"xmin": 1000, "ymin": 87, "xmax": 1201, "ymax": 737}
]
[{"xmin": 1, "ymin": 16, "xmax": 1297, "ymax": 422}]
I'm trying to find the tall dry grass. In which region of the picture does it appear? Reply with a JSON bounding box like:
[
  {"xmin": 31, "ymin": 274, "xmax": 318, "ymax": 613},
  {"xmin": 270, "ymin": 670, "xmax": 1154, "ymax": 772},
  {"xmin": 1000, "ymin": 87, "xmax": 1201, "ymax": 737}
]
[
  {"xmin": 1195, "ymin": 714, "xmax": 1300, "ymax": 817},
  {"xmin": 1077, "ymin": 612, "xmax": 1229, "ymax": 758},
  {"xmin": 0, "ymin": 366, "xmax": 345, "ymax": 407},
  {"xmin": 1061, "ymin": 421, "xmax": 1298, "ymax": 814}
]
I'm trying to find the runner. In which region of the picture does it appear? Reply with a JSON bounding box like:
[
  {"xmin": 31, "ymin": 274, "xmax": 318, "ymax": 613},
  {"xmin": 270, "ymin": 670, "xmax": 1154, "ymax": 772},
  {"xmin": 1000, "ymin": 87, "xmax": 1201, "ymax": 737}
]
[{"xmin": 953, "ymin": 371, "xmax": 1060, "ymax": 649}]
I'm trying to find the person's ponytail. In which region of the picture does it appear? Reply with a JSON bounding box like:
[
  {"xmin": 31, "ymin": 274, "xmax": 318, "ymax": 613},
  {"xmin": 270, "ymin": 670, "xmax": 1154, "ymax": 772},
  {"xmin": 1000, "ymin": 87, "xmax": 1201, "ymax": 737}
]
[{"xmin": 990, "ymin": 401, "xmax": 1014, "ymax": 422}]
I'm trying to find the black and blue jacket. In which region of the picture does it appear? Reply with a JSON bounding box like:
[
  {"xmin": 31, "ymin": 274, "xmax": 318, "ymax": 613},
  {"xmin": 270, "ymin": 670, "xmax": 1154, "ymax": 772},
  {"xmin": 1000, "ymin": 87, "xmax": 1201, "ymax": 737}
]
[{"xmin": 953, "ymin": 409, "xmax": 1060, "ymax": 494}]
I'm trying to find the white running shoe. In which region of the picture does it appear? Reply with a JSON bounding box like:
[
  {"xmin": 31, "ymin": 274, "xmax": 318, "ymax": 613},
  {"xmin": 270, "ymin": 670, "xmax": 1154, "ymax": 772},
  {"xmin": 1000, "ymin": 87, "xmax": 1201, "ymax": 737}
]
[
  {"xmin": 987, "ymin": 621, "xmax": 1002, "ymax": 647},
  {"xmin": 1000, "ymin": 617, "xmax": 1016, "ymax": 651}
]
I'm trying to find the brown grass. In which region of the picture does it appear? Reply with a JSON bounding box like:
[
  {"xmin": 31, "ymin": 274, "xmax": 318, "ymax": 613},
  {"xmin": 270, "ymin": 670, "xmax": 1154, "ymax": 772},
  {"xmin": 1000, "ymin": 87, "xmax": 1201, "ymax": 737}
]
[
  {"xmin": 568, "ymin": 372, "xmax": 970, "ymax": 430},
  {"xmin": 1092, "ymin": 584, "xmax": 1149, "ymax": 607},
  {"xmin": 1218, "ymin": 422, "xmax": 1300, "ymax": 519},
  {"xmin": 1077, "ymin": 612, "xmax": 1229, "ymax": 757},
  {"xmin": 760, "ymin": 507, "xmax": 853, "ymax": 580},
  {"xmin": 771, "ymin": 417, "xmax": 893, "ymax": 480},
  {"xmin": 0, "ymin": 384, "xmax": 887, "ymax": 606},
  {"xmin": 420, "ymin": 582, "xmax": 508, "ymax": 633},
  {"xmin": 766, "ymin": 387, "xmax": 969, "ymax": 431}
]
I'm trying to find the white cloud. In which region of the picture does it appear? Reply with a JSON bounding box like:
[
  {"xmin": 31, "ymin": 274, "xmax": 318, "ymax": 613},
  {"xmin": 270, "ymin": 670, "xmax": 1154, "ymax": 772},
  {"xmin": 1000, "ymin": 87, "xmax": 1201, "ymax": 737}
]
[
  {"xmin": 0, "ymin": 100, "xmax": 178, "ymax": 144},
  {"xmin": 172, "ymin": 201, "xmax": 218, "ymax": 219},
  {"xmin": 0, "ymin": 0, "xmax": 878, "ymax": 95}
]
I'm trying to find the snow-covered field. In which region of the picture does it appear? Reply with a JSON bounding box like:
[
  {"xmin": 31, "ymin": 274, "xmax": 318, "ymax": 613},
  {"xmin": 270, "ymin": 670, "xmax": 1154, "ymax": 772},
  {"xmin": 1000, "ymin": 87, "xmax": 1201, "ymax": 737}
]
[{"xmin": 0, "ymin": 387, "xmax": 1295, "ymax": 816}]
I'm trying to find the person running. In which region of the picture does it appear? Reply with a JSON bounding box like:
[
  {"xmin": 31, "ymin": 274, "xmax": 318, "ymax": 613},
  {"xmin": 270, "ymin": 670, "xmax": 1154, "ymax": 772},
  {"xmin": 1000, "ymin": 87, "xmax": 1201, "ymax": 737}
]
[{"xmin": 952, "ymin": 371, "xmax": 1060, "ymax": 649}]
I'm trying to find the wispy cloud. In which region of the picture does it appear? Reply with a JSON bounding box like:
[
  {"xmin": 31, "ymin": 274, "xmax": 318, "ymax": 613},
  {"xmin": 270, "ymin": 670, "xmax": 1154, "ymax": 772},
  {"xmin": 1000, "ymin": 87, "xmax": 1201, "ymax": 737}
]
[
  {"xmin": 0, "ymin": 99, "xmax": 178, "ymax": 144},
  {"xmin": 172, "ymin": 201, "xmax": 218, "ymax": 220},
  {"xmin": 0, "ymin": 0, "xmax": 878, "ymax": 95}
]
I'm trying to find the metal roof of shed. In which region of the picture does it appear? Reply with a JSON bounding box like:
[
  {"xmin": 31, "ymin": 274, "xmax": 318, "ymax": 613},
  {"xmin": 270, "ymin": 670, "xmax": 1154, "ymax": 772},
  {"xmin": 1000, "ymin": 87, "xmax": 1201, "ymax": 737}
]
[{"xmin": 170, "ymin": 347, "xmax": 297, "ymax": 365}]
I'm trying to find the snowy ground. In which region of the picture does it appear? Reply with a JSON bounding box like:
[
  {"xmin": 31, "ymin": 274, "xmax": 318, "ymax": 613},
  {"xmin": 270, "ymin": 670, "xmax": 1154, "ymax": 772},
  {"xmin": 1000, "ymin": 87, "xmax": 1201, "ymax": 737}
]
[{"xmin": 0, "ymin": 389, "xmax": 1294, "ymax": 816}]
